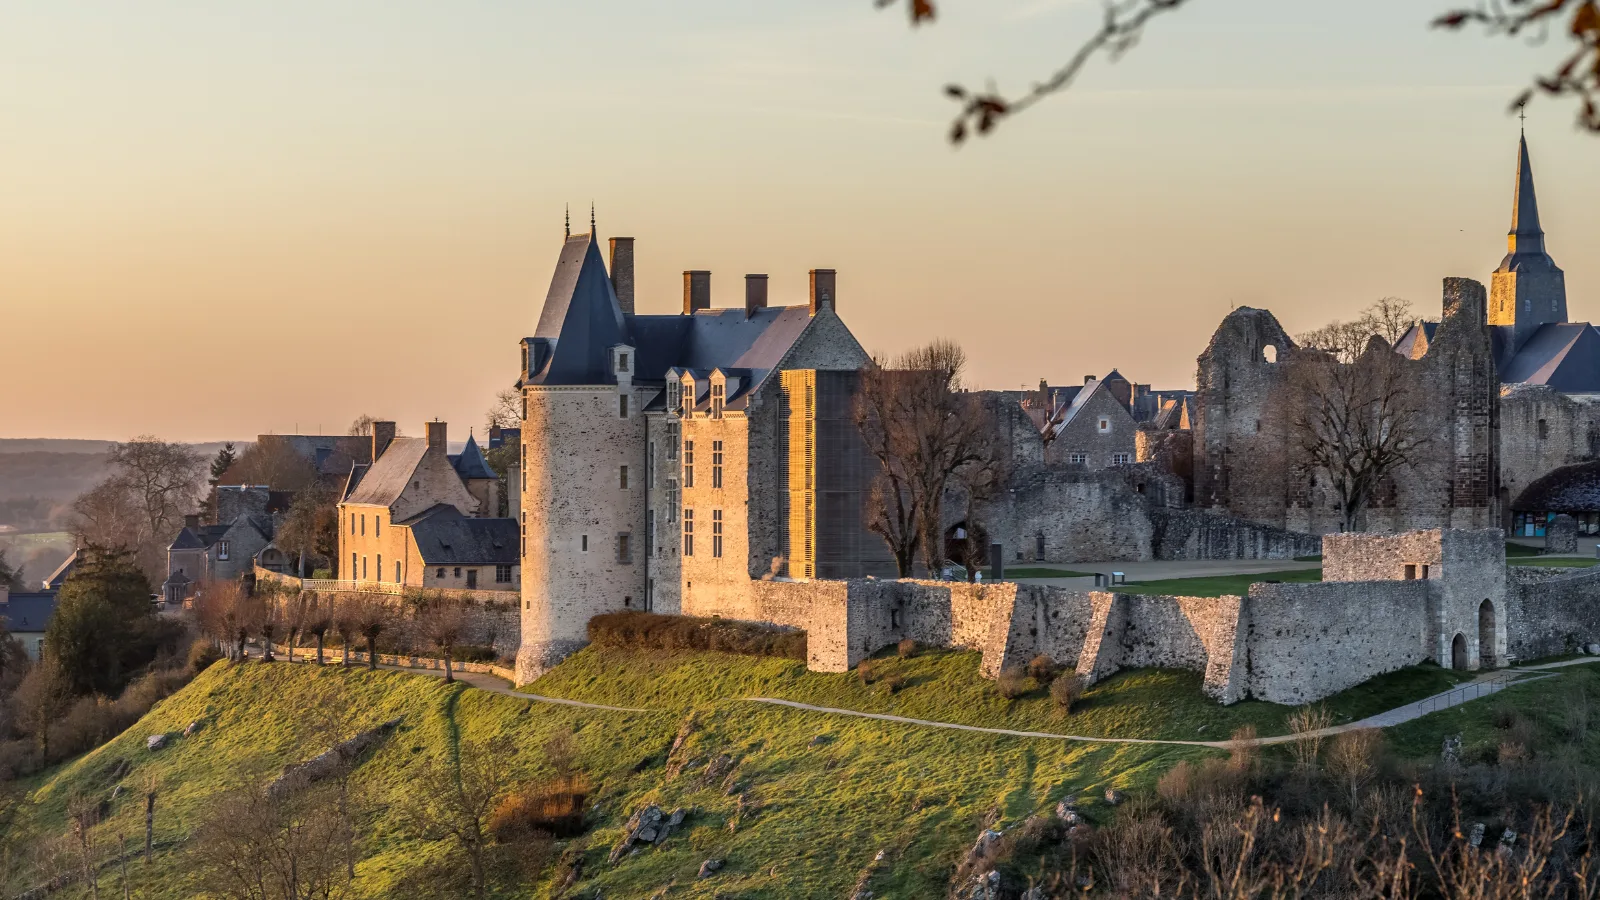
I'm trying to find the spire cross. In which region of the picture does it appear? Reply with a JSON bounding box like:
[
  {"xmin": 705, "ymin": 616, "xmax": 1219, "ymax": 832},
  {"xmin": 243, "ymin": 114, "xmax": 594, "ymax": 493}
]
[
  {"xmin": 1519, "ymin": 105, "xmax": 1527, "ymax": 133},
  {"xmin": 564, "ymin": 204, "xmax": 570, "ymax": 238},
  {"xmin": 590, "ymin": 202, "xmax": 596, "ymax": 235}
]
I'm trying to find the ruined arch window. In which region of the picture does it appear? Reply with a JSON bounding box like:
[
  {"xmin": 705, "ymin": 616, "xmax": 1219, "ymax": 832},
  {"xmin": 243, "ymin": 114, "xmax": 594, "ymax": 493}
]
[
  {"xmin": 1263, "ymin": 344, "xmax": 1278, "ymax": 363},
  {"xmin": 1538, "ymin": 418, "xmax": 1549, "ymax": 439}
]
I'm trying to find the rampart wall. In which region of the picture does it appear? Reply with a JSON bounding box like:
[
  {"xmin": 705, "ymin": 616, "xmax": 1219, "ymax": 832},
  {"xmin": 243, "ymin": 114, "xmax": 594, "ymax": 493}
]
[{"xmin": 1243, "ymin": 581, "xmax": 1429, "ymax": 704}]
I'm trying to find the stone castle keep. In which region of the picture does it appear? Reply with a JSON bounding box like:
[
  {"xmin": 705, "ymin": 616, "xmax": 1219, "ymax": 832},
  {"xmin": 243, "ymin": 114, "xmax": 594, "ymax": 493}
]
[{"xmin": 513, "ymin": 136, "xmax": 1600, "ymax": 698}]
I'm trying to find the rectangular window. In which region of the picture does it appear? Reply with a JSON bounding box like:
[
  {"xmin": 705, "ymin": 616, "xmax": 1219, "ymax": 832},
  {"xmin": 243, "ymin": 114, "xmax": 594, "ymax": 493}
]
[
  {"xmin": 581, "ymin": 535, "xmax": 588, "ymax": 552},
  {"xmin": 360, "ymin": 514, "xmax": 365, "ymax": 536},
  {"xmin": 395, "ymin": 561, "xmax": 402, "ymax": 583},
  {"xmin": 683, "ymin": 509, "xmax": 695, "ymax": 557},
  {"xmin": 617, "ymin": 352, "xmax": 629, "ymax": 373},
  {"xmin": 711, "ymin": 381, "xmax": 725, "ymax": 418},
  {"xmin": 647, "ymin": 518, "xmax": 655, "ymax": 558},
  {"xmin": 619, "ymin": 394, "xmax": 629, "ymax": 418},
  {"xmin": 667, "ymin": 479, "xmax": 679, "ymax": 523},
  {"xmin": 375, "ymin": 515, "xmax": 381, "ymax": 537},
  {"xmin": 377, "ymin": 554, "xmax": 383, "ymax": 581},
  {"xmin": 684, "ymin": 440, "xmax": 695, "ymax": 487},
  {"xmin": 362, "ymin": 556, "xmax": 368, "ymax": 580},
  {"xmin": 1404, "ymin": 564, "xmax": 1417, "ymax": 580},
  {"xmin": 712, "ymin": 509, "xmax": 723, "ymax": 558},
  {"xmin": 217, "ymin": 540, "xmax": 230, "ymax": 561},
  {"xmin": 668, "ymin": 381, "xmax": 681, "ymax": 414},
  {"xmin": 712, "ymin": 440, "xmax": 723, "ymax": 489},
  {"xmin": 495, "ymin": 564, "xmax": 512, "ymax": 583},
  {"xmin": 1068, "ymin": 452, "xmax": 1089, "ymax": 465},
  {"xmin": 350, "ymin": 513, "xmax": 356, "ymax": 535},
  {"xmin": 667, "ymin": 423, "xmax": 680, "ymax": 459},
  {"xmin": 618, "ymin": 532, "xmax": 632, "ymax": 564},
  {"xmin": 453, "ymin": 567, "xmax": 462, "ymax": 578},
  {"xmin": 353, "ymin": 553, "xmax": 358, "ymax": 577},
  {"xmin": 436, "ymin": 567, "xmax": 445, "ymax": 579},
  {"xmin": 1097, "ymin": 416, "xmax": 1111, "ymax": 433},
  {"xmin": 620, "ymin": 465, "xmax": 629, "ymax": 490},
  {"xmin": 647, "ymin": 442, "xmax": 655, "ymax": 489},
  {"xmin": 1110, "ymin": 452, "xmax": 1132, "ymax": 465}
]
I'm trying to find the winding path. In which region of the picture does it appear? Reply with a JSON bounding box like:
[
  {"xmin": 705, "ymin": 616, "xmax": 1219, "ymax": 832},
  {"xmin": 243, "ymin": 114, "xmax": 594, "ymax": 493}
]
[{"xmin": 259, "ymin": 647, "xmax": 1600, "ymax": 749}]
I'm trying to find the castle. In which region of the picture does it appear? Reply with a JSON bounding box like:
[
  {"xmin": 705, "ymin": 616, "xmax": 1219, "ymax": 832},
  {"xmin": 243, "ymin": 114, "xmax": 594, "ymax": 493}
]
[{"xmin": 513, "ymin": 226, "xmax": 891, "ymax": 681}]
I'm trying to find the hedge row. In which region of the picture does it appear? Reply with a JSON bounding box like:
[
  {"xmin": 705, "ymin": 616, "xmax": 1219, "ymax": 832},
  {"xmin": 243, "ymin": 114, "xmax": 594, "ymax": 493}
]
[{"xmin": 587, "ymin": 611, "xmax": 806, "ymax": 660}]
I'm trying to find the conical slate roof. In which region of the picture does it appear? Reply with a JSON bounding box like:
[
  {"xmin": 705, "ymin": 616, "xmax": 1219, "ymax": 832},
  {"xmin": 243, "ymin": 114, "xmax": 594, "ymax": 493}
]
[
  {"xmin": 529, "ymin": 233, "xmax": 630, "ymax": 386},
  {"xmin": 451, "ymin": 433, "xmax": 497, "ymax": 481},
  {"xmin": 1497, "ymin": 133, "xmax": 1554, "ymax": 271}
]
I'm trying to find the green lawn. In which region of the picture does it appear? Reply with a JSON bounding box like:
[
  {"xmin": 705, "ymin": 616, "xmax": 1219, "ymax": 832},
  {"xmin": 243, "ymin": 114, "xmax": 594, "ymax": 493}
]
[
  {"xmin": 1505, "ymin": 541, "xmax": 1543, "ymax": 557},
  {"xmin": 1003, "ymin": 567, "xmax": 1094, "ymax": 579},
  {"xmin": 1384, "ymin": 661, "xmax": 1600, "ymax": 759},
  {"xmin": 1508, "ymin": 556, "xmax": 1599, "ymax": 568},
  {"xmin": 1, "ymin": 660, "xmax": 1207, "ymax": 900},
  {"xmin": 1115, "ymin": 568, "xmax": 1322, "ymax": 597}
]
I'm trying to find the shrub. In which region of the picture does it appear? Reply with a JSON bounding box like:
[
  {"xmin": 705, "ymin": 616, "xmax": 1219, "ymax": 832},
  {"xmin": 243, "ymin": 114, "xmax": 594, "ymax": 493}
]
[
  {"xmin": 896, "ymin": 638, "xmax": 918, "ymax": 658},
  {"xmin": 488, "ymin": 775, "xmax": 590, "ymax": 841},
  {"xmin": 188, "ymin": 639, "xmax": 223, "ymax": 673},
  {"xmin": 1157, "ymin": 760, "xmax": 1196, "ymax": 804},
  {"xmin": 1050, "ymin": 673, "xmax": 1084, "ymax": 713},
  {"xmin": 586, "ymin": 612, "xmax": 805, "ymax": 660},
  {"xmin": 996, "ymin": 667, "xmax": 1029, "ymax": 700},
  {"xmin": 881, "ymin": 673, "xmax": 907, "ymax": 694},
  {"xmin": 451, "ymin": 644, "xmax": 499, "ymax": 663},
  {"xmin": 1026, "ymin": 654, "xmax": 1059, "ymax": 684},
  {"xmin": 1286, "ymin": 705, "xmax": 1333, "ymax": 771},
  {"xmin": 857, "ymin": 660, "xmax": 880, "ymax": 685},
  {"xmin": 1229, "ymin": 724, "xmax": 1259, "ymax": 772}
]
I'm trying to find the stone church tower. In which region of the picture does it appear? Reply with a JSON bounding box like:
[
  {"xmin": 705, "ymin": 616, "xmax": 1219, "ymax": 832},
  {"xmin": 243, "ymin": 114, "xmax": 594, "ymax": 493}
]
[{"xmin": 1489, "ymin": 133, "xmax": 1567, "ymax": 354}]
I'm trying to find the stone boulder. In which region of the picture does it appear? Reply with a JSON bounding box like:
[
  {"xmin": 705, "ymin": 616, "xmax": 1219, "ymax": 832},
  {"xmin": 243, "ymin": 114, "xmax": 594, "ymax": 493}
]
[
  {"xmin": 697, "ymin": 858, "xmax": 723, "ymax": 879},
  {"xmin": 145, "ymin": 734, "xmax": 167, "ymax": 751},
  {"xmin": 608, "ymin": 805, "xmax": 688, "ymax": 865},
  {"xmin": 266, "ymin": 717, "xmax": 401, "ymax": 800}
]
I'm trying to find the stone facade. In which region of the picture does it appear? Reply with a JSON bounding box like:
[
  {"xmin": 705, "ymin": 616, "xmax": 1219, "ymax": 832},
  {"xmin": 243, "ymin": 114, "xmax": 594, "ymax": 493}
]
[{"xmin": 1192, "ymin": 279, "xmax": 1499, "ymax": 536}]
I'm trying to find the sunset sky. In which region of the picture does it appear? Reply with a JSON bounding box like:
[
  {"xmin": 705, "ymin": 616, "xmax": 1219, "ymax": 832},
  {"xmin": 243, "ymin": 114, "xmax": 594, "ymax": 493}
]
[{"xmin": 3, "ymin": 0, "xmax": 1596, "ymax": 442}]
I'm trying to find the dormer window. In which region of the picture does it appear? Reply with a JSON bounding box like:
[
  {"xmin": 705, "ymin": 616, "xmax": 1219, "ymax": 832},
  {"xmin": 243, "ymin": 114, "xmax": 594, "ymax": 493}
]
[
  {"xmin": 711, "ymin": 380, "xmax": 725, "ymax": 419},
  {"xmin": 617, "ymin": 352, "xmax": 629, "ymax": 373},
  {"xmin": 679, "ymin": 374, "xmax": 697, "ymax": 417},
  {"xmin": 667, "ymin": 380, "xmax": 682, "ymax": 417},
  {"xmin": 612, "ymin": 346, "xmax": 633, "ymax": 376}
]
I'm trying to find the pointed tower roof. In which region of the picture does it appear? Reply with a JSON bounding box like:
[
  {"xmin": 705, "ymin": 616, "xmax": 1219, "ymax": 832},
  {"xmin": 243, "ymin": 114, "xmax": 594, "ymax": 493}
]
[
  {"xmin": 528, "ymin": 233, "xmax": 631, "ymax": 385},
  {"xmin": 450, "ymin": 433, "xmax": 497, "ymax": 481},
  {"xmin": 1507, "ymin": 133, "xmax": 1545, "ymax": 256}
]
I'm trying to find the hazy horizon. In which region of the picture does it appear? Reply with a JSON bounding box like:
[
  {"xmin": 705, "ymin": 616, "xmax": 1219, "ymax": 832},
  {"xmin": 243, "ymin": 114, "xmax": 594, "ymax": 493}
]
[{"xmin": 6, "ymin": 0, "xmax": 1596, "ymax": 443}]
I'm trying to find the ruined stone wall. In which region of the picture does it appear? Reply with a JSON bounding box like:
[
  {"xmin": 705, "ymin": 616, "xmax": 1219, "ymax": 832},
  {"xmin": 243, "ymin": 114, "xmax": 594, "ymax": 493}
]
[
  {"xmin": 1505, "ymin": 567, "xmax": 1600, "ymax": 660},
  {"xmin": 1149, "ymin": 509, "xmax": 1320, "ymax": 561},
  {"xmin": 1322, "ymin": 530, "xmax": 1443, "ymax": 582},
  {"xmin": 1193, "ymin": 280, "xmax": 1499, "ymax": 537},
  {"xmin": 1134, "ymin": 429, "xmax": 1193, "ymax": 506},
  {"xmin": 1243, "ymin": 581, "xmax": 1430, "ymax": 704},
  {"xmin": 986, "ymin": 468, "xmax": 1154, "ymax": 564},
  {"xmin": 1500, "ymin": 385, "xmax": 1600, "ymax": 510}
]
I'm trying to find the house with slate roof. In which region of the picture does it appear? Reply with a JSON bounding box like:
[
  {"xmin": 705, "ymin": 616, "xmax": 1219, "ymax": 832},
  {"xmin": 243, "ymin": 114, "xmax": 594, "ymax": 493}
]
[
  {"xmin": 514, "ymin": 222, "xmax": 888, "ymax": 680},
  {"xmin": 0, "ymin": 589, "xmax": 57, "ymax": 660},
  {"xmin": 163, "ymin": 485, "xmax": 281, "ymax": 602},
  {"xmin": 336, "ymin": 421, "xmax": 517, "ymax": 591}
]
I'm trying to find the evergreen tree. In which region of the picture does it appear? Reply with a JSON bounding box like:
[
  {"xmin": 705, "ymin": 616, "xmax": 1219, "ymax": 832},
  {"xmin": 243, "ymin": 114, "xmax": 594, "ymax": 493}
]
[
  {"xmin": 196, "ymin": 443, "xmax": 237, "ymax": 524},
  {"xmin": 0, "ymin": 548, "xmax": 23, "ymax": 591},
  {"xmin": 43, "ymin": 546, "xmax": 163, "ymax": 696}
]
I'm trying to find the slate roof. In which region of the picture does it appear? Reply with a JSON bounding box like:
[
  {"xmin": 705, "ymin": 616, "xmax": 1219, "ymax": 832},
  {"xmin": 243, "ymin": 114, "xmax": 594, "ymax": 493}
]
[
  {"xmin": 343, "ymin": 438, "xmax": 430, "ymax": 507},
  {"xmin": 167, "ymin": 524, "xmax": 233, "ymax": 552},
  {"xmin": 524, "ymin": 233, "xmax": 820, "ymax": 401},
  {"xmin": 449, "ymin": 434, "xmax": 497, "ymax": 481},
  {"xmin": 1514, "ymin": 460, "xmax": 1600, "ymax": 512},
  {"xmin": 1, "ymin": 592, "xmax": 58, "ymax": 633},
  {"xmin": 1498, "ymin": 133, "xmax": 1550, "ymax": 271},
  {"xmin": 400, "ymin": 505, "xmax": 518, "ymax": 565},
  {"xmin": 42, "ymin": 552, "xmax": 76, "ymax": 590},
  {"xmin": 1496, "ymin": 323, "xmax": 1600, "ymax": 393},
  {"xmin": 529, "ymin": 234, "xmax": 631, "ymax": 386},
  {"xmin": 1393, "ymin": 321, "xmax": 1437, "ymax": 359}
]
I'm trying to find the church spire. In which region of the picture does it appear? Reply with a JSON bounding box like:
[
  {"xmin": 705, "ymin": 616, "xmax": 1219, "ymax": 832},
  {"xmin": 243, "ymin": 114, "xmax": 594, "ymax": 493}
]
[{"xmin": 1508, "ymin": 132, "xmax": 1545, "ymax": 255}]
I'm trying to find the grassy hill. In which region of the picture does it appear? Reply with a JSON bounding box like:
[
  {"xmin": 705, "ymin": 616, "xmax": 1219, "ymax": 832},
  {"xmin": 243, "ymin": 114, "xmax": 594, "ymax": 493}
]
[{"xmin": 1, "ymin": 648, "xmax": 1588, "ymax": 899}]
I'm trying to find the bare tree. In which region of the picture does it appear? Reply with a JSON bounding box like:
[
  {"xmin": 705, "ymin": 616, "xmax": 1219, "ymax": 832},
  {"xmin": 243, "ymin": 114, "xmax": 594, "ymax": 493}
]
[
  {"xmin": 272, "ymin": 486, "xmax": 337, "ymax": 578},
  {"xmin": 1287, "ymin": 339, "xmax": 1429, "ymax": 532},
  {"xmin": 304, "ymin": 593, "xmax": 332, "ymax": 666},
  {"xmin": 1297, "ymin": 297, "xmax": 1416, "ymax": 364},
  {"xmin": 416, "ymin": 598, "xmax": 468, "ymax": 684},
  {"xmin": 346, "ymin": 416, "xmax": 397, "ymax": 438},
  {"xmin": 350, "ymin": 597, "xmax": 390, "ymax": 671},
  {"xmin": 879, "ymin": 0, "xmax": 1600, "ymax": 140},
  {"xmin": 140, "ymin": 771, "xmax": 159, "ymax": 866},
  {"xmin": 330, "ymin": 597, "xmax": 357, "ymax": 667},
  {"xmin": 72, "ymin": 436, "xmax": 204, "ymax": 579},
  {"xmin": 228, "ymin": 440, "xmax": 317, "ymax": 493},
  {"xmin": 67, "ymin": 793, "xmax": 102, "ymax": 900},
  {"xmin": 485, "ymin": 388, "xmax": 522, "ymax": 431},
  {"xmin": 189, "ymin": 780, "xmax": 356, "ymax": 900},
  {"xmin": 854, "ymin": 340, "xmax": 1003, "ymax": 577},
  {"xmin": 12, "ymin": 652, "xmax": 74, "ymax": 757},
  {"xmin": 410, "ymin": 736, "xmax": 516, "ymax": 900}
]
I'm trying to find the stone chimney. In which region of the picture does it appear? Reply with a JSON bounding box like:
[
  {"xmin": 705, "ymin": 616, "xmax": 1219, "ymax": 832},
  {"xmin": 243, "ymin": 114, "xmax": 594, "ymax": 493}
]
[
  {"xmin": 371, "ymin": 420, "xmax": 397, "ymax": 462},
  {"xmin": 808, "ymin": 269, "xmax": 836, "ymax": 316},
  {"xmin": 1084, "ymin": 375, "xmax": 1095, "ymax": 384},
  {"xmin": 426, "ymin": 420, "xmax": 448, "ymax": 453},
  {"xmin": 609, "ymin": 237, "xmax": 635, "ymax": 315},
  {"xmin": 683, "ymin": 270, "xmax": 711, "ymax": 315},
  {"xmin": 184, "ymin": 514, "xmax": 200, "ymax": 530},
  {"xmin": 745, "ymin": 274, "xmax": 768, "ymax": 318}
]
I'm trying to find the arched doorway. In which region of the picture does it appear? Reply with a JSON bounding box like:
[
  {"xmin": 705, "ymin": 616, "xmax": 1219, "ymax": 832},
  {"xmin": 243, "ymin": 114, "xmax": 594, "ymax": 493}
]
[
  {"xmin": 1451, "ymin": 633, "xmax": 1469, "ymax": 670},
  {"xmin": 1479, "ymin": 599, "xmax": 1497, "ymax": 669}
]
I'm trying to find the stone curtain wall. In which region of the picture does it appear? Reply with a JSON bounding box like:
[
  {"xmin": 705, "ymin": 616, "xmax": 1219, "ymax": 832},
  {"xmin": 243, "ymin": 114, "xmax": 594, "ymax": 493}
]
[
  {"xmin": 1500, "ymin": 385, "xmax": 1600, "ymax": 508},
  {"xmin": 1243, "ymin": 581, "xmax": 1429, "ymax": 704},
  {"xmin": 1506, "ymin": 567, "xmax": 1600, "ymax": 659},
  {"xmin": 1322, "ymin": 531, "xmax": 1443, "ymax": 582},
  {"xmin": 1150, "ymin": 509, "xmax": 1321, "ymax": 561},
  {"xmin": 988, "ymin": 469, "xmax": 1155, "ymax": 563}
]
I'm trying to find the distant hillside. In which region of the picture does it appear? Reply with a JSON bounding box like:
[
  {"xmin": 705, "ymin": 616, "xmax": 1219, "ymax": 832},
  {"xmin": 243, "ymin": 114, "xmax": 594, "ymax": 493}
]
[
  {"xmin": 0, "ymin": 440, "xmax": 238, "ymax": 530},
  {"xmin": 0, "ymin": 439, "xmax": 116, "ymax": 454}
]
